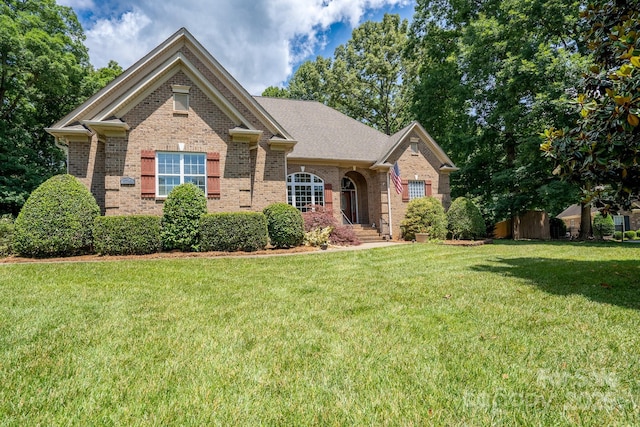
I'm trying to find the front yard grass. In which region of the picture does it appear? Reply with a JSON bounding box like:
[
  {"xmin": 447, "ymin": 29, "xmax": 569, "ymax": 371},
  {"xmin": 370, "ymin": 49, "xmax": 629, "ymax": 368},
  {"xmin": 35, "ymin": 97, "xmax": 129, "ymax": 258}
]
[{"xmin": 1, "ymin": 241, "xmax": 639, "ymax": 425}]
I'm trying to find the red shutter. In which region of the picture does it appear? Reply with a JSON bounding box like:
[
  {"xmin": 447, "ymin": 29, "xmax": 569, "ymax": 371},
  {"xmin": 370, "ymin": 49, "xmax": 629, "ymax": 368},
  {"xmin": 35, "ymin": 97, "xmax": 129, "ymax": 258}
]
[
  {"xmin": 425, "ymin": 180, "xmax": 432, "ymax": 197},
  {"xmin": 401, "ymin": 179, "xmax": 409, "ymax": 202},
  {"xmin": 141, "ymin": 150, "xmax": 155, "ymax": 198},
  {"xmin": 324, "ymin": 183, "xmax": 333, "ymax": 212},
  {"xmin": 207, "ymin": 152, "xmax": 221, "ymax": 198}
]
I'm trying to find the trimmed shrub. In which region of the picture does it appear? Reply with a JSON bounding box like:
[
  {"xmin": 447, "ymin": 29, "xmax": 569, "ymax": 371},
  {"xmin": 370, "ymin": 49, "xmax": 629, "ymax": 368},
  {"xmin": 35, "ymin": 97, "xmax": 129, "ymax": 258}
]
[
  {"xmin": 446, "ymin": 197, "xmax": 485, "ymax": 240},
  {"xmin": 302, "ymin": 209, "xmax": 360, "ymax": 246},
  {"xmin": 400, "ymin": 196, "xmax": 448, "ymax": 241},
  {"xmin": 14, "ymin": 174, "xmax": 100, "ymax": 257},
  {"xmin": 0, "ymin": 215, "xmax": 14, "ymax": 257},
  {"xmin": 263, "ymin": 203, "xmax": 304, "ymax": 248},
  {"xmin": 200, "ymin": 212, "xmax": 268, "ymax": 252},
  {"xmin": 624, "ymin": 230, "xmax": 637, "ymax": 240},
  {"xmin": 549, "ymin": 217, "xmax": 567, "ymax": 239},
  {"xmin": 329, "ymin": 225, "xmax": 361, "ymax": 246},
  {"xmin": 614, "ymin": 231, "xmax": 623, "ymax": 240},
  {"xmin": 592, "ymin": 213, "xmax": 615, "ymax": 239},
  {"xmin": 302, "ymin": 210, "xmax": 335, "ymax": 232},
  {"xmin": 93, "ymin": 215, "xmax": 162, "ymax": 255},
  {"xmin": 161, "ymin": 183, "xmax": 207, "ymax": 252},
  {"xmin": 304, "ymin": 226, "xmax": 332, "ymax": 247}
]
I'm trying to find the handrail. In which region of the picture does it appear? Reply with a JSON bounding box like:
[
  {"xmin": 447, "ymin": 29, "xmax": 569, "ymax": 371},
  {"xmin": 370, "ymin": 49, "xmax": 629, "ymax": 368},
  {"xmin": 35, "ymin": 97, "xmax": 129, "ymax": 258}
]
[{"xmin": 341, "ymin": 210, "xmax": 353, "ymax": 225}]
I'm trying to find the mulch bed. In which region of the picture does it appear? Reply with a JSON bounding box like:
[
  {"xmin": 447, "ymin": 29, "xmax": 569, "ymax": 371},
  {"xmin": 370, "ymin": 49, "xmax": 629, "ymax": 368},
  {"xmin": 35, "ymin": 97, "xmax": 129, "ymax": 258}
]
[{"xmin": 0, "ymin": 245, "xmax": 319, "ymax": 264}]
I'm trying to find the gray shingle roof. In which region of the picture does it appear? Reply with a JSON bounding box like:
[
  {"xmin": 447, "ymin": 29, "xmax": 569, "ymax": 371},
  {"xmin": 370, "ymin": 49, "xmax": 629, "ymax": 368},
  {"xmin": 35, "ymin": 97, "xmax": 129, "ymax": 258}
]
[{"xmin": 254, "ymin": 96, "xmax": 391, "ymax": 163}]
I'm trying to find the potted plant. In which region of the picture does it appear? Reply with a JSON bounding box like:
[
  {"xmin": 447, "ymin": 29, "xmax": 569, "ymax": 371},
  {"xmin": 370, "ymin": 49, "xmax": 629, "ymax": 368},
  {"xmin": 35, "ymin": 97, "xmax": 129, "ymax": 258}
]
[{"xmin": 415, "ymin": 229, "xmax": 429, "ymax": 243}]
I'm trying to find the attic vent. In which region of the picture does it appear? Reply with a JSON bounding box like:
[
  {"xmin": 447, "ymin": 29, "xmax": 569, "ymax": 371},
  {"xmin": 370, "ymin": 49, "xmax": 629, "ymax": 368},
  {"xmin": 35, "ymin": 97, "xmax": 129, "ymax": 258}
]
[{"xmin": 172, "ymin": 85, "xmax": 190, "ymax": 112}]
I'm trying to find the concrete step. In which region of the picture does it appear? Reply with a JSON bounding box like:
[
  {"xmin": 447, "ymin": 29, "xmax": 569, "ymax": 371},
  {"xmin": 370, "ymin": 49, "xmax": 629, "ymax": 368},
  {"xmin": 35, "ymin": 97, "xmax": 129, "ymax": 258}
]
[{"xmin": 349, "ymin": 224, "xmax": 385, "ymax": 242}]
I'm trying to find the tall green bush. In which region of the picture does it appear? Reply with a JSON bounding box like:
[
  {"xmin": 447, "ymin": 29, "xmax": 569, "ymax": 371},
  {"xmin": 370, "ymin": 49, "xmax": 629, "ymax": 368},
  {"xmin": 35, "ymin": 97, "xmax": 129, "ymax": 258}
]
[
  {"xmin": 446, "ymin": 197, "xmax": 485, "ymax": 240},
  {"xmin": 592, "ymin": 213, "xmax": 615, "ymax": 239},
  {"xmin": 93, "ymin": 215, "xmax": 162, "ymax": 255},
  {"xmin": 161, "ymin": 183, "xmax": 207, "ymax": 252},
  {"xmin": 400, "ymin": 196, "xmax": 447, "ymax": 241},
  {"xmin": 200, "ymin": 212, "xmax": 268, "ymax": 252},
  {"xmin": 263, "ymin": 203, "xmax": 304, "ymax": 248},
  {"xmin": 13, "ymin": 174, "xmax": 100, "ymax": 257},
  {"xmin": 549, "ymin": 217, "xmax": 568, "ymax": 239}
]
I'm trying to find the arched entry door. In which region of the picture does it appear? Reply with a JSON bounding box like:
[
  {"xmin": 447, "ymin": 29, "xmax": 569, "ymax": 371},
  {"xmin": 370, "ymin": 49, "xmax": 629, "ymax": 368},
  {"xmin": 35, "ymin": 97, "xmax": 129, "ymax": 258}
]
[{"xmin": 341, "ymin": 177, "xmax": 358, "ymax": 223}]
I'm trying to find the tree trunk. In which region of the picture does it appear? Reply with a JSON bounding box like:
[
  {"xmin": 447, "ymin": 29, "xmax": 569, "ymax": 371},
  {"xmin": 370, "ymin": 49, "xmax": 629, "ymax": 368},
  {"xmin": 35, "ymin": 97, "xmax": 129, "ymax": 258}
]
[{"xmin": 578, "ymin": 202, "xmax": 592, "ymax": 240}]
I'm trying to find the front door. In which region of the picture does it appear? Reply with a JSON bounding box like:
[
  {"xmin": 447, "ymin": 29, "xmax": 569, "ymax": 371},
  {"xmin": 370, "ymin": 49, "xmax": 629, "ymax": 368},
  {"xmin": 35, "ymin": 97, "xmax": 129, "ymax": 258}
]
[{"xmin": 341, "ymin": 177, "xmax": 357, "ymax": 223}]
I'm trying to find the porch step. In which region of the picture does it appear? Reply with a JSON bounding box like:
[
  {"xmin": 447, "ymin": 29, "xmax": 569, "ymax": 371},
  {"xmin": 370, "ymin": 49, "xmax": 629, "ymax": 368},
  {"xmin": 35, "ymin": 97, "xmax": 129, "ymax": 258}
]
[{"xmin": 349, "ymin": 224, "xmax": 385, "ymax": 243}]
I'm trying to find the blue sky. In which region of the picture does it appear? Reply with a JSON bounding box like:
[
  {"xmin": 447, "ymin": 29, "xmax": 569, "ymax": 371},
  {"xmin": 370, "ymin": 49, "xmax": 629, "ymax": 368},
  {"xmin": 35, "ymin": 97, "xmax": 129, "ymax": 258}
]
[{"xmin": 58, "ymin": 0, "xmax": 415, "ymax": 94}]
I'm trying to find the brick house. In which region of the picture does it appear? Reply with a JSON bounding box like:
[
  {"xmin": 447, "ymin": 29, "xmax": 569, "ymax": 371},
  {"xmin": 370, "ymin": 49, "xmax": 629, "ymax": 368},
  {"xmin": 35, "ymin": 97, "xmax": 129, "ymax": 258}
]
[{"xmin": 46, "ymin": 28, "xmax": 457, "ymax": 240}]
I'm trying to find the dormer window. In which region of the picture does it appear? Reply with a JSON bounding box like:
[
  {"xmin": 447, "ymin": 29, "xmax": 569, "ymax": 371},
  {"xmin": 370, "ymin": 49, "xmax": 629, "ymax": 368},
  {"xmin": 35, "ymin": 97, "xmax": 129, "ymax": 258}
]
[{"xmin": 172, "ymin": 85, "xmax": 190, "ymax": 113}]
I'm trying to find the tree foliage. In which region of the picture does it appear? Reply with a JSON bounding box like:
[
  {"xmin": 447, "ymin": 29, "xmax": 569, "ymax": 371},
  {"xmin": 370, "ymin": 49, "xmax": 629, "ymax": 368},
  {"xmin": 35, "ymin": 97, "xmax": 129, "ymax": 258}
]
[
  {"xmin": 0, "ymin": 1, "xmax": 122, "ymax": 216},
  {"xmin": 408, "ymin": 0, "xmax": 585, "ymax": 223},
  {"xmin": 542, "ymin": 0, "xmax": 640, "ymax": 212},
  {"xmin": 446, "ymin": 197, "xmax": 486, "ymax": 240},
  {"xmin": 268, "ymin": 14, "xmax": 411, "ymax": 135},
  {"xmin": 592, "ymin": 212, "xmax": 615, "ymax": 239}
]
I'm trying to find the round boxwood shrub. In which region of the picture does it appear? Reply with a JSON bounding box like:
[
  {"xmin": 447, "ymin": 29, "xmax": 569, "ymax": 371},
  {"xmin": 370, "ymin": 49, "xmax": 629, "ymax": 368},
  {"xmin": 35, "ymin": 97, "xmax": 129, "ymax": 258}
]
[
  {"xmin": 400, "ymin": 196, "xmax": 447, "ymax": 241},
  {"xmin": 613, "ymin": 231, "xmax": 623, "ymax": 240},
  {"xmin": 263, "ymin": 203, "xmax": 304, "ymax": 248},
  {"xmin": 624, "ymin": 230, "xmax": 637, "ymax": 240},
  {"xmin": 93, "ymin": 215, "xmax": 162, "ymax": 255},
  {"xmin": 161, "ymin": 183, "xmax": 207, "ymax": 251},
  {"xmin": 14, "ymin": 174, "xmax": 100, "ymax": 257},
  {"xmin": 446, "ymin": 197, "xmax": 485, "ymax": 240},
  {"xmin": 592, "ymin": 212, "xmax": 615, "ymax": 240}
]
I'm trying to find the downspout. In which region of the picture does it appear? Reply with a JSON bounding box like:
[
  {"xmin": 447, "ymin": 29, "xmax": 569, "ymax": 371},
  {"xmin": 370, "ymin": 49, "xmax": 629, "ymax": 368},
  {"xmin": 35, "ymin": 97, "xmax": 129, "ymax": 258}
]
[
  {"xmin": 284, "ymin": 154, "xmax": 289, "ymax": 203},
  {"xmin": 387, "ymin": 172, "xmax": 393, "ymax": 238}
]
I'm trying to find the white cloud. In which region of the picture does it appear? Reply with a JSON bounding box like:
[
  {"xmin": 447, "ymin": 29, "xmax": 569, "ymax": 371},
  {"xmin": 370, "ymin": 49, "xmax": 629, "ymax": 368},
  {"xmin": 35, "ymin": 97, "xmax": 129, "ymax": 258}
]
[{"xmin": 74, "ymin": 0, "xmax": 414, "ymax": 95}]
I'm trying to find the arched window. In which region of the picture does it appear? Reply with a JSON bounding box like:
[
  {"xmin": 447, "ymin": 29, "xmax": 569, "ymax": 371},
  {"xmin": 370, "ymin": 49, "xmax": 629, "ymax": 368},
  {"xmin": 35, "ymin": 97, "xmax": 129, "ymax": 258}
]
[{"xmin": 287, "ymin": 173, "xmax": 324, "ymax": 212}]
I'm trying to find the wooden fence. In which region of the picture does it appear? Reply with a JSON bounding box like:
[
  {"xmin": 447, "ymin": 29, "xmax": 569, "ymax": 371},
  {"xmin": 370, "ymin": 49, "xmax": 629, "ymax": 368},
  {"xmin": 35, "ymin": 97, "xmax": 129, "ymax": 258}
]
[{"xmin": 493, "ymin": 210, "xmax": 550, "ymax": 240}]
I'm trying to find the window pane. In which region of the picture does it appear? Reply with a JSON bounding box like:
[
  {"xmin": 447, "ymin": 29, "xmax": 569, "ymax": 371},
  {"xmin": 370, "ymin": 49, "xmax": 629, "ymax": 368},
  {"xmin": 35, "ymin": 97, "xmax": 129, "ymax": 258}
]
[
  {"xmin": 287, "ymin": 173, "xmax": 324, "ymax": 211},
  {"xmin": 184, "ymin": 154, "xmax": 205, "ymax": 175},
  {"xmin": 158, "ymin": 176, "xmax": 180, "ymax": 197},
  {"xmin": 185, "ymin": 176, "xmax": 206, "ymax": 192},
  {"xmin": 157, "ymin": 152, "xmax": 206, "ymax": 197},
  {"xmin": 314, "ymin": 185, "xmax": 324, "ymax": 206},
  {"xmin": 158, "ymin": 153, "xmax": 180, "ymax": 174},
  {"xmin": 408, "ymin": 180, "xmax": 425, "ymax": 200}
]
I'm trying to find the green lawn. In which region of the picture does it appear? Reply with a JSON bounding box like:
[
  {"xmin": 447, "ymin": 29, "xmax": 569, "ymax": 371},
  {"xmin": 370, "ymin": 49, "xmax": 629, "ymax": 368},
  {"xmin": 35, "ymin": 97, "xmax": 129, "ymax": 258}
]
[{"xmin": 1, "ymin": 241, "xmax": 639, "ymax": 425}]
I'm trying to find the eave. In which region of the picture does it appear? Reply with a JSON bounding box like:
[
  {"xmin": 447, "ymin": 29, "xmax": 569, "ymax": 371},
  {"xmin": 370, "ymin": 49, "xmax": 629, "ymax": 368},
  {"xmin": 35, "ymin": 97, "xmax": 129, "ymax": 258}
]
[{"xmin": 82, "ymin": 120, "xmax": 130, "ymax": 138}]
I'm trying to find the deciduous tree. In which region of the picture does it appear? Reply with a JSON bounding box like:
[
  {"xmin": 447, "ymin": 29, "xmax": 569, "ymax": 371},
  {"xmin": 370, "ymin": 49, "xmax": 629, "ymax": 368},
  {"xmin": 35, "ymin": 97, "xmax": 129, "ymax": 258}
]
[
  {"xmin": 542, "ymin": 0, "xmax": 640, "ymax": 214},
  {"xmin": 0, "ymin": 0, "xmax": 120, "ymax": 215},
  {"xmin": 409, "ymin": 0, "xmax": 584, "ymax": 223}
]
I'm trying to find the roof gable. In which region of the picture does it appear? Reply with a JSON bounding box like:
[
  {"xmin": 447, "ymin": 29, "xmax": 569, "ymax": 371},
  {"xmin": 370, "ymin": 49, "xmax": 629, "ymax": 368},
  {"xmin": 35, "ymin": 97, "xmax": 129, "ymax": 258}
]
[
  {"xmin": 377, "ymin": 122, "xmax": 458, "ymax": 172},
  {"xmin": 49, "ymin": 28, "xmax": 291, "ymax": 139}
]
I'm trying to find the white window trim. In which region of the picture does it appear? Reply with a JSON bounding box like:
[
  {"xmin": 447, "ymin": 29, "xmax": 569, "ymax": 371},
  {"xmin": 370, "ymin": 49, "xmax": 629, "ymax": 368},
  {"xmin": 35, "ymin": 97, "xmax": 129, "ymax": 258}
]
[
  {"xmin": 156, "ymin": 151, "xmax": 206, "ymax": 198},
  {"xmin": 287, "ymin": 172, "xmax": 325, "ymax": 211}
]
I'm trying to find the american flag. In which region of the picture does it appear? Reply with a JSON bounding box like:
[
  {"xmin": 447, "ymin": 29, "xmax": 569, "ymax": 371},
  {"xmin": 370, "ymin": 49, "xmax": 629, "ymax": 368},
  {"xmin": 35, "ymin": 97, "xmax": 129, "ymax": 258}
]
[{"xmin": 390, "ymin": 162, "xmax": 402, "ymax": 194}]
